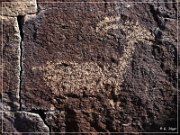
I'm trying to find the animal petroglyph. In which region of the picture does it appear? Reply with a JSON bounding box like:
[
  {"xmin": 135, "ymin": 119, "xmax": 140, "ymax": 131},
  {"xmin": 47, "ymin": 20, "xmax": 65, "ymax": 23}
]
[{"xmin": 33, "ymin": 15, "xmax": 154, "ymax": 96}]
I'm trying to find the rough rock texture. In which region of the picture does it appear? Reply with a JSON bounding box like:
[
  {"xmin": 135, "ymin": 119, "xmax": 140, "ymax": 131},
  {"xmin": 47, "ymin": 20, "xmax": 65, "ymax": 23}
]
[
  {"xmin": 0, "ymin": 0, "xmax": 37, "ymax": 17},
  {"xmin": 0, "ymin": 0, "xmax": 37, "ymax": 111},
  {"xmin": 0, "ymin": 16, "xmax": 21, "ymax": 111},
  {"xmin": 1, "ymin": 111, "xmax": 49, "ymax": 133},
  {"xmin": 0, "ymin": 0, "xmax": 179, "ymax": 134}
]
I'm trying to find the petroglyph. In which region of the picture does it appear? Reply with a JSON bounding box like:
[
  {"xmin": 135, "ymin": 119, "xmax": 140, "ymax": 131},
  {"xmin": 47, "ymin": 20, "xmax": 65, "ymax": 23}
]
[
  {"xmin": 33, "ymin": 15, "xmax": 154, "ymax": 96},
  {"xmin": 96, "ymin": 15, "xmax": 154, "ymax": 94}
]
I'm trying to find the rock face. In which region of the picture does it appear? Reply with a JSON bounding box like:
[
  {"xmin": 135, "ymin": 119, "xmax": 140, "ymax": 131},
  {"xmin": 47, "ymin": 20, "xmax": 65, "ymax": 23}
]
[
  {"xmin": 0, "ymin": 0, "xmax": 37, "ymax": 16},
  {"xmin": 0, "ymin": 16, "xmax": 21, "ymax": 111},
  {"xmin": 0, "ymin": 0, "xmax": 179, "ymax": 134}
]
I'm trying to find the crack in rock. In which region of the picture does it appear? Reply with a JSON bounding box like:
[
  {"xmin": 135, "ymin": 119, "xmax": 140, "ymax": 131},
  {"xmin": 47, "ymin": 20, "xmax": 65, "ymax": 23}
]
[{"xmin": 17, "ymin": 15, "xmax": 25, "ymax": 111}]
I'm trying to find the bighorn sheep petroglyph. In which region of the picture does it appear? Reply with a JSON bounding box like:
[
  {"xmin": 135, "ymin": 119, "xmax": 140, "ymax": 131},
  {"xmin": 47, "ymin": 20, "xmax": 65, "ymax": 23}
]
[{"xmin": 32, "ymin": 15, "xmax": 154, "ymax": 96}]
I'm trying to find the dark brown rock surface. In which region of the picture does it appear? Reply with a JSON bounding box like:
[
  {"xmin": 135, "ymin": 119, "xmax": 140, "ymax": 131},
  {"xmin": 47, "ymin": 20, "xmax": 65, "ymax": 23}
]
[
  {"xmin": 0, "ymin": 0, "xmax": 179, "ymax": 134},
  {"xmin": 1, "ymin": 16, "xmax": 21, "ymax": 111}
]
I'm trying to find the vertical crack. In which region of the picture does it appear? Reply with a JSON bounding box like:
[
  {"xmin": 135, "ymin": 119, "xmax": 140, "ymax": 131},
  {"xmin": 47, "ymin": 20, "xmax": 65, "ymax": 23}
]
[
  {"xmin": 103, "ymin": 0, "xmax": 108, "ymax": 12},
  {"xmin": 17, "ymin": 16, "xmax": 24, "ymax": 40},
  {"xmin": 17, "ymin": 15, "xmax": 25, "ymax": 111},
  {"xmin": 36, "ymin": 0, "xmax": 41, "ymax": 15}
]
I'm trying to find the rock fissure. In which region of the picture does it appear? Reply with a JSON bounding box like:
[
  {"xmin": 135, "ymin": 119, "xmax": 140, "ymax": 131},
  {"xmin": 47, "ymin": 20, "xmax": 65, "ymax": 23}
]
[{"xmin": 17, "ymin": 15, "xmax": 25, "ymax": 111}]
